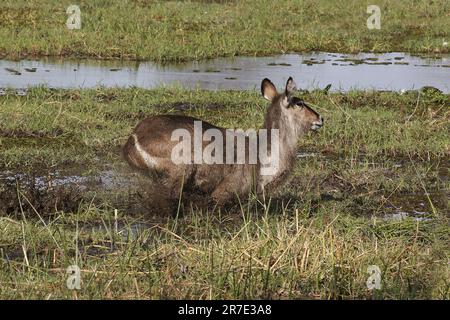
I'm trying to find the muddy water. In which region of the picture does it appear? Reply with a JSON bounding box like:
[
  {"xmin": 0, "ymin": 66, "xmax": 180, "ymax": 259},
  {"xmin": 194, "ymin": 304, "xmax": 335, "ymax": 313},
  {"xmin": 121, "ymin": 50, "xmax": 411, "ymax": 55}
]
[
  {"xmin": 0, "ymin": 169, "xmax": 130, "ymax": 191},
  {"xmin": 1, "ymin": 153, "xmax": 448, "ymax": 221},
  {"xmin": 1, "ymin": 52, "xmax": 449, "ymax": 92}
]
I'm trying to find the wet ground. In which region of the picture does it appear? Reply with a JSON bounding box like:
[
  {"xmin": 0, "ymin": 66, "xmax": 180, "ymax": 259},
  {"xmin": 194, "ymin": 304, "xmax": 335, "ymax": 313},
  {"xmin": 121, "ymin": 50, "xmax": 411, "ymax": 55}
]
[
  {"xmin": 1, "ymin": 152, "xmax": 448, "ymax": 225},
  {"xmin": 1, "ymin": 52, "xmax": 449, "ymax": 92},
  {"xmin": 0, "ymin": 149, "xmax": 447, "ymax": 264}
]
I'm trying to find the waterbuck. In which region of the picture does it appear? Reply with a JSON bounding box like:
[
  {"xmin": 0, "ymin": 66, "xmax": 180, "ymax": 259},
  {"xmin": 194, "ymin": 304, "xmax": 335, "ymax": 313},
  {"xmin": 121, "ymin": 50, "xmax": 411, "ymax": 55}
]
[{"xmin": 123, "ymin": 77, "xmax": 323, "ymax": 208}]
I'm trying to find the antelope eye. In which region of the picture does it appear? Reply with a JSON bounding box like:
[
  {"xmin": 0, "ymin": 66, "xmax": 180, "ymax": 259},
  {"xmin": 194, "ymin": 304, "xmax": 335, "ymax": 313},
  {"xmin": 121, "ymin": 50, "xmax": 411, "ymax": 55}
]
[{"xmin": 288, "ymin": 97, "xmax": 306, "ymax": 108}]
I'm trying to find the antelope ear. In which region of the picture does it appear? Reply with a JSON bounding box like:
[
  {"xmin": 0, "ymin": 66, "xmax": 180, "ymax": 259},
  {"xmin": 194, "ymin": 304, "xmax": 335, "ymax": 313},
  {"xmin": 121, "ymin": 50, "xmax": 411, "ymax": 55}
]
[
  {"xmin": 285, "ymin": 77, "xmax": 297, "ymax": 97},
  {"xmin": 261, "ymin": 78, "xmax": 278, "ymax": 101}
]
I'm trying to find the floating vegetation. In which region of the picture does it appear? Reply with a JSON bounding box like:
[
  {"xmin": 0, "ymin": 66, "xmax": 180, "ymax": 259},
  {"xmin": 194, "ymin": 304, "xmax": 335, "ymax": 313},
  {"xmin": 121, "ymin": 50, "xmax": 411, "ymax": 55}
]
[
  {"xmin": 204, "ymin": 68, "xmax": 221, "ymax": 72},
  {"xmin": 267, "ymin": 62, "xmax": 292, "ymax": 66},
  {"xmin": 365, "ymin": 61, "xmax": 392, "ymax": 65},
  {"xmin": 302, "ymin": 59, "xmax": 325, "ymax": 65},
  {"xmin": 335, "ymin": 58, "xmax": 364, "ymax": 64},
  {"xmin": 4, "ymin": 67, "xmax": 21, "ymax": 75}
]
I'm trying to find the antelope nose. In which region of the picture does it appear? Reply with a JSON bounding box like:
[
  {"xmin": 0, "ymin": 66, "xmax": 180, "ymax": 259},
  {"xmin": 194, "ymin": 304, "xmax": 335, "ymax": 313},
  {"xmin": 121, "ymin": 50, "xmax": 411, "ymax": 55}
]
[{"xmin": 311, "ymin": 116, "xmax": 324, "ymax": 130}]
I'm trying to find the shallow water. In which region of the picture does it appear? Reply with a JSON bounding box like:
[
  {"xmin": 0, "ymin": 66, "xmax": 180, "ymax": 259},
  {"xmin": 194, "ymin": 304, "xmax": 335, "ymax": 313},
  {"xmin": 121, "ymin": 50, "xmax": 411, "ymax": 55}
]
[
  {"xmin": 1, "ymin": 52, "xmax": 449, "ymax": 92},
  {"xmin": 383, "ymin": 211, "xmax": 434, "ymax": 222},
  {"xmin": 0, "ymin": 169, "xmax": 131, "ymax": 192},
  {"xmin": 1, "ymin": 153, "xmax": 448, "ymax": 219}
]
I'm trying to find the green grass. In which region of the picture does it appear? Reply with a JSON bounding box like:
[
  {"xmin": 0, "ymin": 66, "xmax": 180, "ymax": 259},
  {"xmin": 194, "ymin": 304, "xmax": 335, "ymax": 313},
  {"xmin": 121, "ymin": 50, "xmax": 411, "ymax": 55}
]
[
  {"xmin": 1, "ymin": 0, "xmax": 449, "ymax": 300},
  {"xmin": 0, "ymin": 88, "xmax": 449, "ymax": 299},
  {"xmin": 0, "ymin": 87, "xmax": 448, "ymax": 168},
  {"xmin": 0, "ymin": 0, "xmax": 449, "ymax": 61},
  {"xmin": 1, "ymin": 207, "xmax": 449, "ymax": 299}
]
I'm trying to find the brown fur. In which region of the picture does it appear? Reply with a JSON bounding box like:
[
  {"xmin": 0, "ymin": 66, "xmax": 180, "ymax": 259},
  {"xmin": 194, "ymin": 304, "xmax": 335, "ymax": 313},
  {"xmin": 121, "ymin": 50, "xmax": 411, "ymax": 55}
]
[{"xmin": 123, "ymin": 77, "xmax": 323, "ymax": 208}]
